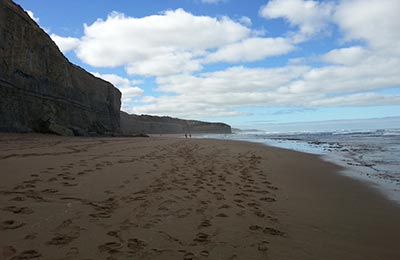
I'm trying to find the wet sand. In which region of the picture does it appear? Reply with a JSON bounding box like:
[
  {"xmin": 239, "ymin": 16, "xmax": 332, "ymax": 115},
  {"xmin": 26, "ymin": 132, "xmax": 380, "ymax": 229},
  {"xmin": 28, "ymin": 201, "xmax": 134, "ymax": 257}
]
[{"xmin": 0, "ymin": 134, "xmax": 399, "ymax": 260}]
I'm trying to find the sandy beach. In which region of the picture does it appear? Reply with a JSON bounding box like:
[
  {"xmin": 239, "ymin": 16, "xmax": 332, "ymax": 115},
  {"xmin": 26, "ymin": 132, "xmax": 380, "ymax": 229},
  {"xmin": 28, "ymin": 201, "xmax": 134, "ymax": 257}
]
[{"xmin": 0, "ymin": 134, "xmax": 399, "ymax": 260}]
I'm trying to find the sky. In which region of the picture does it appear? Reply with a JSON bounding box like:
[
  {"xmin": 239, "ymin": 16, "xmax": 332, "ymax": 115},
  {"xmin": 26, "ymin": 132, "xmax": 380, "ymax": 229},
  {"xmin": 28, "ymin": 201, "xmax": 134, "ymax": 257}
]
[{"xmin": 15, "ymin": 0, "xmax": 400, "ymax": 131}]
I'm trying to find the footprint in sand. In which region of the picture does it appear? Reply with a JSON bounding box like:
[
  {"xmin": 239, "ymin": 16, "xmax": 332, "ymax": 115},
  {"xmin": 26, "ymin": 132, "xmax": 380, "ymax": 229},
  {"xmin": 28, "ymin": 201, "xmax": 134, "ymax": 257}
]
[
  {"xmin": 24, "ymin": 233, "xmax": 37, "ymax": 240},
  {"xmin": 47, "ymin": 233, "xmax": 78, "ymax": 246},
  {"xmin": 257, "ymin": 241, "xmax": 269, "ymax": 252},
  {"xmin": 263, "ymin": 227, "xmax": 286, "ymax": 236},
  {"xmin": 247, "ymin": 202, "xmax": 260, "ymax": 208},
  {"xmin": 98, "ymin": 242, "xmax": 123, "ymax": 253},
  {"xmin": 89, "ymin": 212, "xmax": 112, "ymax": 219},
  {"xmin": 0, "ymin": 220, "xmax": 26, "ymax": 230},
  {"xmin": 254, "ymin": 211, "xmax": 265, "ymax": 218},
  {"xmin": 27, "ymin": 194, "xmax": 47, "ymax": 202},
  {"xmin": 219, "ymin": 204, "xmax": 230, "ymax": 209},
  {"xmin": 62, "ymin": 182, "xmax": 78, "ymax": 187},
  {"xmin": 41, "ymin": 188, "xmax": 59, "ymax": 194},
  {"xmin": 199, "ymin": 219, "xmax": 211, "ymax": 228},
  {"xmin": 216, "ymin": 213, "xmax": 228, "ymax": 218},
  {"xmin": 183, "ymin": 252, "xmax": 195, "ymax": 260},
  {"xmin": 106, "ymin": 231, "xmax": 123, "ymax": 242},
  {"xmin": 194, "ymin": 233, "xmax": 209, "ymax": 243},
  {"xmin": 127, "ymin": 238, "xmax": 146, "ymax": 254},
  {"xmin": 249, "ymin": 225, "xmax": 262, "ymax": 231},
  {"xmin": 267, "ymin": 216, "xmax": 279, "ymax": 223},
  {"xmin": 13, "ymin": 184, "xmax": 35, "ymax": 190},
  {"xmin": 2, "ymin": 206, "xmax": 34, "ymax": 214},
  {"xmin": 260, "ymin": 197, "xmax": 276, "ymax": 202},
  {"xmin": 10, "ymin": 250, "xmax": 41, "ymax": 260}
]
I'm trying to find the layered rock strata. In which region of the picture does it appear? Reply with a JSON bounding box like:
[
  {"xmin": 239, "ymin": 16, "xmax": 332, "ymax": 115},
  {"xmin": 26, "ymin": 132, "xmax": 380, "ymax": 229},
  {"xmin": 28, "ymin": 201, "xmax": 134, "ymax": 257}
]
[{"xmin": 0, "ymin": 0, "xmax": 121, "ymax": 135}]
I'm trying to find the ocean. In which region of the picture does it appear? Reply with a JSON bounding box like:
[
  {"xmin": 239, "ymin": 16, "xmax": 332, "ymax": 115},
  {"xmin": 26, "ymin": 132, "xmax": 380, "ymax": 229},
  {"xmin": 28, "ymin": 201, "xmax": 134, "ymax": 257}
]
[{"xmin": 203, "ymin": 128, "xmax": 400, "ymax": 205}]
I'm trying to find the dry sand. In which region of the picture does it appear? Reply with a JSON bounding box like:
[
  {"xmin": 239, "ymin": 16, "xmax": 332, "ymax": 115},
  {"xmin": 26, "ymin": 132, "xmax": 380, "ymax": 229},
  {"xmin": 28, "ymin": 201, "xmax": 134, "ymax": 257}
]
[{"xmin": 0, "ymin": 134, "xmax": 399, "ymax": 260}]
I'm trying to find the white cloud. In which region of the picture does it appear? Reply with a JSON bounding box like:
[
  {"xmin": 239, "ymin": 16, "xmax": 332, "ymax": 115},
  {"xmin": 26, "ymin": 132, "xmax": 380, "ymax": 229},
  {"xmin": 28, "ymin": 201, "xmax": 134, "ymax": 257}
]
[
  {"xmin": 126, "ymin": 51, "xmax": 202, "ymax": 77},
  {"xmin": 334, "ymin": 0, "xmax": 400, "ymax": 53},
  {"xmin": 50, "ymin": 34, "xmax": 80, "ymax": 53},
  {"xmin": 205, "ymin": 37, "xmax": 295, "ymax": 63},
  {"xmin": 26, "ymin": 10, "xmax": 39, "ymax": 23},
  {"xmin": 260, "ymin": 0, "xmax": 400, "ymax": 49},
  {"xmin": 259, "ymin": 0, "xmax": 335, "ymax": 41},
  {"xmin": 91, "ymin": 73, "xmax": 144, "ymax": 111},
  {"xmin": 75, "ymin": 9, "xmax": 250, "ymax": 76},
  {"xmin": 156, "ymin": 66, "xmax": 308, "ymax": 96},
  {"xmin": 43, "ymin": 8, "xmax": 297, "ymax": 77},
  {"xmin": 309, "ymin": 93, "xmax": 400, "ymax": 107},
  {"xmin": 321, "ymin": 46, "xmax": 367, "ymax": 65},
  {"xmin": 27, "ymin": 1, "xmax": 400, "ymax": 118},
  {"xmin": 132, "ymin": 46, "xmax": 400, "ymax": 117}
]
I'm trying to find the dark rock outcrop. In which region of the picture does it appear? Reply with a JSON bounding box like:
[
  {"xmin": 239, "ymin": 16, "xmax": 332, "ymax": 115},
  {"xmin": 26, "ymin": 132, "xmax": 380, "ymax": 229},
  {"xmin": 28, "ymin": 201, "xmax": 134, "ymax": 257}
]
[
  {"xmin": 0, "ymin": 0, "xmax": 121, "ymax": 135},
  {"xmin": 120, "ymin": 112, "xmax": 231, "ymax": 135}
]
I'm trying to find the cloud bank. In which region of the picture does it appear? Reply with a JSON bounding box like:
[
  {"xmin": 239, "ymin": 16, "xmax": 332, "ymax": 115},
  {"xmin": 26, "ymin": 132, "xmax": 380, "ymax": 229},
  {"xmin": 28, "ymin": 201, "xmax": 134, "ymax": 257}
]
[{"xmin": 46, "ymin": 0, "xmax": 400, "ymax": 118}]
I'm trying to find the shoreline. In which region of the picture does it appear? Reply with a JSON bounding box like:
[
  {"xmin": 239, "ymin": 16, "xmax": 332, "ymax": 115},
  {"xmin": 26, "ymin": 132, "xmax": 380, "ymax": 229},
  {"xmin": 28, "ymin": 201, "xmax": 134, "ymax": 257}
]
[
  {"xmin": 1, "ymin": 133, "xmax": 399, "ymax": 259},
  {"xmin": 205, "ymin": 133, "xmax": 400, "ymax": 206}
]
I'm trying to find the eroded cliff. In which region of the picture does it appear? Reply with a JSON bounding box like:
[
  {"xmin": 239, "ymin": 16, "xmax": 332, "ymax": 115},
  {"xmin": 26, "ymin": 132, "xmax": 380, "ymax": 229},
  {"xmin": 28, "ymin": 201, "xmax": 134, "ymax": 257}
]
[
  {"xmin": 121, "ymin": 112, "xmax": 231, "ymax": 135},
  {"xmin": 0, "ymin": 0, "xmax": 121, "ymax": 135}
]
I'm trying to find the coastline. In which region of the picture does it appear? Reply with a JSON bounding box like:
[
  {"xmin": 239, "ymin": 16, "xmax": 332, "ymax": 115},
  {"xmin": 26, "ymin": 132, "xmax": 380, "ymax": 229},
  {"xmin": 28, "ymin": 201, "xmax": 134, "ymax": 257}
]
[
  {"xmin": 208, "ymin": 132, "xmax": 400, "ymax": 206},
  {"xmin": 0, "ymin": 134, "xmax": 399, "ymax": 260}
]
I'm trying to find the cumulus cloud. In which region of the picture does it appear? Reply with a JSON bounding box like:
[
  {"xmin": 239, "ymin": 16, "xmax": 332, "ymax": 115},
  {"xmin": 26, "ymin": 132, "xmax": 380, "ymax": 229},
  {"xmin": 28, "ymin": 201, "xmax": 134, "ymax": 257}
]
[
  {"xmin": 259, "ymin": 0, "xmax": 335, "ymax": 41},
  {"xmin": 334, "ymin": 0, "xmax": 400, "ymax": 53},
  {"xmin": 50, "ymin": 34, "xmax": 80, "ymax": 53},
  {"xmin": 75, "ymin": 9, "xmax": 251, "ymax": 76},
  {"xmin": 133, "ymin": 45, "xmax": 400, "ymax": 117},
  {"xmin": 205, "ymin": 37, "xmax": 295, "ymax": 63},
  {"xmin": 42, "ymin": 8, "xmax": 299, "ymax": 76},
  {"xmin": 321, "ymin": 46, "xmax": 367, "ymax": 65},
  {"xmin": 260, "ymin": 0, "xmax": 400, "ymax": 49},
  {"xmin": 126, "ymin": 51, "xmax": 202, "ymax": 77}
]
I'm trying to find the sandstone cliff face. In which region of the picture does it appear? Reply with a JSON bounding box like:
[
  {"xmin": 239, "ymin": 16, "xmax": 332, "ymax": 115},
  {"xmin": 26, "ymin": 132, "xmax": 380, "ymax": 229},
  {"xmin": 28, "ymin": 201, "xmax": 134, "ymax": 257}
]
[
  {"xmin": 0, "ymin": 0, "xmax": 121, "ymax": 135},
  {"xmin": 121, "ymin": 112, "xmax": 232, "ymax": 135}
]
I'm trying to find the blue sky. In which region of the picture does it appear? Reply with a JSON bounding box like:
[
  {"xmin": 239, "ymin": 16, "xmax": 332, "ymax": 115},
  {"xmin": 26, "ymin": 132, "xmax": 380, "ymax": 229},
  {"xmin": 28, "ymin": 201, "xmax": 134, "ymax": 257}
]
[{"xmin": 15, "ymin": 0, "xmax": 400, "ymax": 130}]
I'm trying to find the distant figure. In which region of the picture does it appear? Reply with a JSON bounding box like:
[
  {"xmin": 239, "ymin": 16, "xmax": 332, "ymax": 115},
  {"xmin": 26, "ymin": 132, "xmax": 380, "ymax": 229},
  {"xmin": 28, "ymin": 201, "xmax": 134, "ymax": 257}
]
[
  {"xmin": 185, "ymin": 133, "xmax": 187, "ymax": 138},
  {"xmin": 189, "ymin": 134, "xmax": 192, "ymax": 138}
]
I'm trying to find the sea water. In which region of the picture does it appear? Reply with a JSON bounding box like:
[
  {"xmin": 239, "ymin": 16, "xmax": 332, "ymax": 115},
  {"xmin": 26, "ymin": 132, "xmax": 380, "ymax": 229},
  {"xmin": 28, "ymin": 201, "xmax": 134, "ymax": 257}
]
[{"xmin": 203, "ymin": 129, "xmax": 400, "ymax": 205}]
